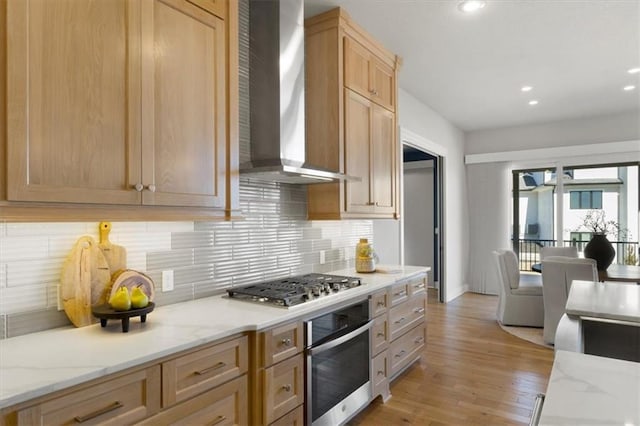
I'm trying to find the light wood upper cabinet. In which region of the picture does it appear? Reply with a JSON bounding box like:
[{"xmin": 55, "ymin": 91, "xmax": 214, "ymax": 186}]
[
  {"xmin": 306, "ymin": 7, "xmax": 400, "ymax": 220},
  {"xmin": 6, "ymin": 0, "xmax": 141, "ymax": 205},
  {"xmin": 2, "ymin": 0, "xmax": 238, "ymax": 219},
  {"xmin": 345, "ymin": 36, "xmax": 395, "ymax": 112}
]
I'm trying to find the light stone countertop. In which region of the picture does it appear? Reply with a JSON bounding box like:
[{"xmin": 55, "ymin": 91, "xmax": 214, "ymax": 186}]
[
  {"xmin": 0, "ymin": 265, "xmax": 429, "ymax": 410},
  {"xmin": 538, "ymin": 350, "xmax": 640, "ymax": 425},
  {"xmin": 565, "ymin": 280, "xmax": 640, "ymax": 323}
]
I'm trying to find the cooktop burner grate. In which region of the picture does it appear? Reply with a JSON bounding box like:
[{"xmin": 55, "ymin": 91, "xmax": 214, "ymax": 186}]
[{"xmin": 227, "ymin": 273, "xmax": 362, "ymax": 307}]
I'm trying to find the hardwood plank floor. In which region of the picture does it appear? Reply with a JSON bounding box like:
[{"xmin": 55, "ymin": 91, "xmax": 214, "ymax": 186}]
[{"xmin": 350, "ymin": 292, "xmax": 554, "ymax": 425}]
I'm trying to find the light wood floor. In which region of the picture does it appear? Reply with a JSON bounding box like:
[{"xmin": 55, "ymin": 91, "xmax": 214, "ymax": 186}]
[{"xmin": 350, "ymin": 292, "xmax": 554, "ymax": 425}]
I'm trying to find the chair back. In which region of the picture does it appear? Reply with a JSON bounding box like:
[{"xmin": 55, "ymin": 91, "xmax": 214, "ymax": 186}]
[
  {"xmin": 541, "ymin": 256, "xmax": 597, "ymax": 343},
  {"xmin": 540, "ymin": 246, "xmax": 578, "ymax": 260},
  {"xmin": 493, "ymin": 249, "xmax": 520, "ymax": 291}
]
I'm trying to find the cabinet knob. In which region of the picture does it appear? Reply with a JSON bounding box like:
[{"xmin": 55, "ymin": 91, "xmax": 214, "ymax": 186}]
[
  {"xmin": 281, "ymin": 338, "xmax": 292, "ymax": 346},
  {"xmin": 145, "ymin": 184, "xmax": 156, "ymax": 193},
  {"xmin": 133, "ymin": 183, "xmax": 144, "ymax": 192},
  {"xmin": 282, "ymin": 384, "xmax": 292, "ymax": 392},
  {"xmin": 369, "ymin": 89, "xmax": 379, "ymax": 96}
]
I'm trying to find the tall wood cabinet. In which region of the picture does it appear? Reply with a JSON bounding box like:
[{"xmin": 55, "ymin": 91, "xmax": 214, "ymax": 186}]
[
  {"xmin": 305, "ymin": 8, "xmax": 400, "ymax": 220},
  {"xmin": 1, "ymin": 0, "xmax": 239, "ymax": 220}
]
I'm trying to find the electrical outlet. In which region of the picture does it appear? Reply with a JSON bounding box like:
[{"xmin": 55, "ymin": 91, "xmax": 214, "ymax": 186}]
[
  {"xmin": 319, "ymin": 250, "xmax": 326, "ymax": 264},
  {"xmin": 162, "ymin": 270, "xmax": 174, "ymax": 292}
]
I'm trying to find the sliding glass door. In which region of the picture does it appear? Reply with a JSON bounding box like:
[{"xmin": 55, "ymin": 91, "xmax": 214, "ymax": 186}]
[{"xmin": 512, "ymin": 162, "xmax": 639, "ymax": 271}]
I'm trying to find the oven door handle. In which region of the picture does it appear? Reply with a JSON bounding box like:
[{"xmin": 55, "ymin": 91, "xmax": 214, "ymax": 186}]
[{"xmin": 308, "ymin": 320, "xmax": 373, "ymax": 356}]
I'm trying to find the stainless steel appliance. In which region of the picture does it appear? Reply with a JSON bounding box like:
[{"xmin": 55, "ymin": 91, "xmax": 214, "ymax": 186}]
[
  {"xmin": 305, "ymin": 300, "xmax": 372, "ymax": 426},
  {"xmin": 226, "ymin": 273, "xmax": 362, "ymax": 307}
]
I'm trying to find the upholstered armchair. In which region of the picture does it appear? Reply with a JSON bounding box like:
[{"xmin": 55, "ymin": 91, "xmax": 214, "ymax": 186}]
[
  {"xmin": 540, "ymin": 246, "xmax": 578, "ymax": 260},
  {"xmin": 541, "ymin": 256, "xmax": 597, "ymax": 344},
  {"xmin": 493, "ymin": 249, "xmax": 544, "ymax": 327}
]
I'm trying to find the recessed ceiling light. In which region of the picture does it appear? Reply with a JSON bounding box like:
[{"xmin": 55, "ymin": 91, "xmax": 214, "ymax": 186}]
[
  {"xmin": 623, "ymin": 85, "xmax": 636, "ymax": 91},
  {"xmin": 528, "ymin": 100, "xmax": 539, "ymax": 106},
  {"xmin": 458, "ymin": 0, "xmax": 486, "ymax": 13},
  {"xmin": 628, "ymin": 67, "xmax": 640, "ymax": 74},
  {"xmin": 521, "ymin": 86, "xmax": 533, "ymax": 92}
]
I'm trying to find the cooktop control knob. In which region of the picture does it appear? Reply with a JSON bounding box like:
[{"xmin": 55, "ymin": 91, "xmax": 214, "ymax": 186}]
[{"xmin": 332, "ymin": 282, "xmax": 341, "ymax": 291}]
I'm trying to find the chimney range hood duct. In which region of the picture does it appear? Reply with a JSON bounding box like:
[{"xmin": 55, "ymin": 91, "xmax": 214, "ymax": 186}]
[{"xmin": 240, "ymin": 0, "xmax": 357, "ymax": 184}]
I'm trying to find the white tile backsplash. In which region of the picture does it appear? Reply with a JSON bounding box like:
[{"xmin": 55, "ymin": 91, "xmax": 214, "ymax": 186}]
[{"xmin": 0, "ymin": 180, "xmax": 373, "ymax": 338}]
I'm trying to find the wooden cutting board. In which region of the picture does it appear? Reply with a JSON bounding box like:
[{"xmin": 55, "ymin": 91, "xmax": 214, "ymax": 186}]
[
  {"xmin": 109, "ymin": 269, "xmax": 156, "ymax": 302},
  {"xmin": 98, "ymin": 222, "xmax": 127, "ymax": 273},
  {"xmin": 60, "ymin": 236, "xmax": 111, "ymax": 327}
]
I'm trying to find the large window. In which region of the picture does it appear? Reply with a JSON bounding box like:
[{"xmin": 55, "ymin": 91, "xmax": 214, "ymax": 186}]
[
  {"xmin": 569, "ymin": 190, "xmax": 602, "ymax": 209},
  {"xmin": 512, "ymin": 162, "xmax": 639, "ymax": 271}
]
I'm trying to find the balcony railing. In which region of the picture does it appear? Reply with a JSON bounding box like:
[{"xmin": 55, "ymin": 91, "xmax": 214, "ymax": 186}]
[{"xmin": 515, "ymin": 238, "xmax": 639, "ymax": 271}]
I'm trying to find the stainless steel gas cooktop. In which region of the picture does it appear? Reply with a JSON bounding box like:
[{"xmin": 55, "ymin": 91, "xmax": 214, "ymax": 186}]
[{"xmin": 226, "ymin": 273, "xmax": 362, "ymax": 307}]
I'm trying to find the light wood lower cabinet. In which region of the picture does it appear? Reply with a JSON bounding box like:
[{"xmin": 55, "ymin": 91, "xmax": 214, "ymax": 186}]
[
  {"xmin": 268, "ymin": 405, "xmax": 304, "ymax": 426},
  {"xmin": 389, "ymin": 323, "xmax": 426, "ymax": 378},
  {"xmin": 139, "ymin": 375, "xmax": 247, "ymax": 426},
  {"xmin": 262, "ymin": 354, "xmax": 304, "ymax": 425},
  {"xmin": 15, "ymin": 365, "xmax": 161, "ymax": 426}
]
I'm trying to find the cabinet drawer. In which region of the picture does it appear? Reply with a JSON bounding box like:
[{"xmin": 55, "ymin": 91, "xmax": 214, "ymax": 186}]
[
  {"xmin": 372, "ymin": 351, "xmax": 389, "ymax": 399},
  {"xmin": 17, "ymin": 365, "xmax": 161, "ymax": 425},
  {"xmin": 270, "ymin": 405, "xmax": 304, "ymax": 426},
  {"xmin": 261, "ymin": 321, "xmax": 304, "ymax": 367},
  {"xmin": 371, "ymin": 314, "xmax": 389, "ymax": 356},
  {"xmin": 407, "ymin": 275, "xmax": 427, "ymax": 295},
  {"xmin": 163, "ymin": 335, "xmax": 248, "ymax": 407},
  {"xmin": 370, "ymin": 289, "xmax": 389, "ymax": 317},
  {"xmin": 389, "ymin": 282, "xmax": 409, "ymax": 306},
  {"xmin": 140, "ymin": 375, "xmax": 247, "ymax": 426},
  {"xmin": 263, "ymin": 354, "xmax": 304, "ymax": 425},
  {"xmin": 390, "ymin": 324, "xmax": 425, "ymax": 377},
  {"xmin": 389, "ymin": 294, "xmax": 426, "ymax": 341}
]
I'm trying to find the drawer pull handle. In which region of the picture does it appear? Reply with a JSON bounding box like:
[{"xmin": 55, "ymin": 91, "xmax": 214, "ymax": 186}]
[
  {"xmin": 210, "ymin": 415, "xmax": 227, "ymax": 425},
  {"xmin": 281, "ymin": 338, "xmax": 292, "ymax": 346},
  {"xmin": 394, "ymin": 290, "xmax": 406, "ymax": 297},
  {"xmin": 415, "ymin": 283, "xmax": 425, "ymax": 289},
  {"xmin": 377, "ymin": 370, "xmax": 385, "ymax": 376},
  {"xmin": 74, "ymin": 401, "xmax": 123, "ymax": 423},
  {"xmin": 194, "ymin": 361, "xmax": 226, "ymax": 375},
  {"xmin": 377, "ymin": 301, "xmax": 385, "ymax": 307},
  {"xmin": 282, "ymin": 384, "xmax": 292, "ymax": 392},
  {"xmin": 395, "ymin": 317, "xmax": 406, "ymax": 324},
  {"xmin": 414, "ymin": 307, "xmax": 425, "ymax": 314},
  {"xmin": 376, "ymin": 332, "xmax": 385, "ymax": 338},
  {"xmin": 395, "ymin": 350, "xmax": 406, "ymax": 358},
  {"xmin": 414, "ymin": 337, "xmax": 425, "ymax": 344}
]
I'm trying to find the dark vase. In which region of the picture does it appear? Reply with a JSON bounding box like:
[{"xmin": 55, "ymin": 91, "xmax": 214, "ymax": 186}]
[{"xmin": 584, "ymin": 233, "xmax": 615, "ymax": 271}]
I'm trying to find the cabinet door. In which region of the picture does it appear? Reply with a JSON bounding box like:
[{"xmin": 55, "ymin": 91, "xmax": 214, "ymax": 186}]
[
  {"xmin": 371, "ymin": 104, "xmax": 396, "ymax": 214},
  {"xmin": 344, "ymin": 89, "xmax": 372, "ymax": 212},
  {"xmin": 370, "ymin": 58, "xmax": 395, "ymax": 111},
  {"xmin": 344, "ymin": 37, "xmax": 371, "ymax": 100},
  {"xmin": 141, "ymin": 0, "xmax": 227, "ymax": 207},
  {"xmin": 6, "ymin": 0, "xmax": 142, "ymax": 204}
]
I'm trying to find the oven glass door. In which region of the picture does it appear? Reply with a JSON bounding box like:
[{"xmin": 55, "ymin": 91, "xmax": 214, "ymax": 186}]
[{"xmin": 309, "ymin": 323, "xmax": 370, "ymax": 423}]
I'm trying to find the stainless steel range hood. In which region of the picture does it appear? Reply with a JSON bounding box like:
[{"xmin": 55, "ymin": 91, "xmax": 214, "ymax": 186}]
[{"xmin": 240, "ymin": 0, "xmax": 356, "ymax": 184}]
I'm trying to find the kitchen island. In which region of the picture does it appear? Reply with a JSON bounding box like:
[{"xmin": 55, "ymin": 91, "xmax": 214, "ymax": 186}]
[
  {"xmin": 555, "ymin": 280, "xmax": 640, "ymax": 362},
  {"xmin": 0, "ymin": 265, "xmax": 428, "ymax": 422},
  {"xmin": 537, "ymin": 350, "xmax": 640, "ymax": 425}
]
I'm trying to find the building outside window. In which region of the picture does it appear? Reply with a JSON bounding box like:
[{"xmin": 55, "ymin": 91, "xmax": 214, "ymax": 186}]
[{"xmin": 569, "ymin": 190, "xmax": 602, "ymax": 209}]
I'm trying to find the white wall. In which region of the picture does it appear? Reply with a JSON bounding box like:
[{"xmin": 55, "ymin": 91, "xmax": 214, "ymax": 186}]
[{"xmin": 374, "ymin": 88, "xmax": 468, "ymax": 302}]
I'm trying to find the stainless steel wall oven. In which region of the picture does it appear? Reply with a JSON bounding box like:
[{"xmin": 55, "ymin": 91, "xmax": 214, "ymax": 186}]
[{"xmin": 305, "ymin": 299, "xmax": 372, "ymax": 426}]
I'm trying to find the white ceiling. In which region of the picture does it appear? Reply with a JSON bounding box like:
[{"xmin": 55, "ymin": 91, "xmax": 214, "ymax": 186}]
[{"xmin": 304, "ymin": 0, "xmax": 640, "ymax": 132}]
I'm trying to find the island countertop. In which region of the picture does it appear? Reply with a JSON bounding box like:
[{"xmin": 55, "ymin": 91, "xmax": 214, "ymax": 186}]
[
  {"xmin": 538, "ymin": 350, "xmax": 640, "ymax": 425},
  {"xmin": 565, "ymin": 280, "xmax": 640, "ymax": 323},
  {"xmin": 0, "ymin": 265, "xmax": 429, "ymax": 410}
]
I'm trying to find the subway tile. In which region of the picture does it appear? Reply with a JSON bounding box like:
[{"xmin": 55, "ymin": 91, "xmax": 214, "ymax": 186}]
[
  {"xmin": 248, "ymin": 201, "xmax": 279, "ymax": 215},
  {"xmin": 291, "ymin": 240, "xmax": 313, "ymax": 253},
  {"xmin": 248, "ymin": 256, "xmax": 278, "ymax": 274},
  {"xmin": 146, "ymin": 249, "xmax": 194, "ymax": 271},
  {"xmin": 193, "ymin": 281, "xmax": 226, "ymax": 299},
  {"xmin": 146, "ymin": 222, "xmax": 194, "ymax": 233},
  {"xmin": 232, "ymin": 271, "xmax": 264, "ymax": 287},
  {"xmin": 7, "ymin": 258, "xmax": 63, "ymax": 288},
  {"xmin": 289, "ymin": 264, "xmax": 313, "ymax": 276},
  {"xmin": 312, "ymin": 239, "xmax": 332, "ymax": 252},
  {"xmin": 194, "ymin": 247, "xmax": 233, "ymax": 264},
  {"xmin": 248, "ymin": 229, "xmax": 278, "ymax": 243},
  {"xmin": 277, "ymin": 253, "xmax": 304, "ymax": 269},
  {"xmin": 263, "ymin": 241, "xmax": 291, "ymax": 257},
  {"xmin": 125, "ymin": 251, "xmax": 147, "ymax": 271},
  {"xmin": 5, "ymin": 222, "xmax": 88, "ymax": 236},
  {"xmin": 232, "ymin": 244, "xmax": 264, "ymax": 260},
  {"xmin": 302, "ymin": 227, "xmax": 322, "ymax": 240},
  {"xmin": 214, "ymin": 229, "xmax": 249, "ymax": 246},
  {"xmin": 324, "ymin": 248, "xmax": 343, "ymax": 263},
  {"xmin": 214, "ymin": 259, "xmax": 249, "ymax": 281},
  {"xmin": 0, "ymin": 285, "xmax": 48, "ymax": 315},
  {"xmin": 0, "ymin": 236, "xmax": 48, "ymax": 262},
  {"xmin": 277, "ymin": 228, "xmax": 303, "ymax": 241},
  {"xmin": 171, "ymin": 231, "xmax": 214, "ymax": 250},
  {"xmin": 231, "ymin": 217, "xmax": 263, "ymax": 229},
  {"xmin": 0, "ymin": 264, "xmax": 6, "ymax": 288},
  {"xmin": 303, "ymin": 252, "xmax": 320, "ymax": 265},
  {"xmin": 0, "ymin": 315, "xmax": 6, "ymax": 339},
  {"xmin": 7, "ymin": 308, "xmax": 71, "ymax": 338},
  {"xmin": 0, "ymin": 222, "xmax": 6, "ymax": 237},
  {"xmin": 116, "ymin": 232, "xmax": 171, "ymax": 252},
  {"xmin": 194, "ymin": 221, "xmax": 232, "ymax": 231},
  {"xmin": 49, "ymin": 235, "xmax": 90, "ymax": 260},
  {"xmin": 153, "ymin": 284, "xmax": 194, "ymax": 306},
  {"xmin": 174, "ymin": 265, "xmax": 215, "ymax": 286}
]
